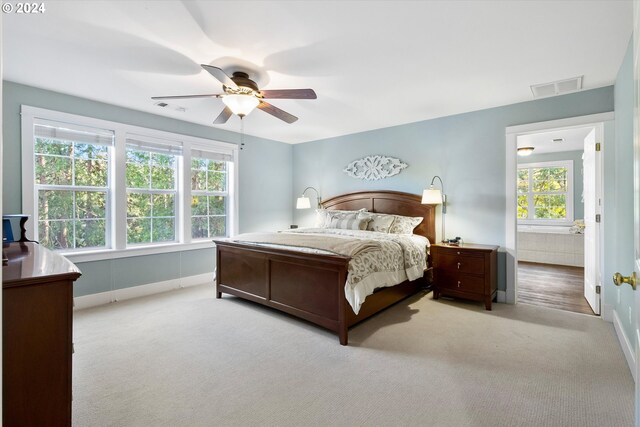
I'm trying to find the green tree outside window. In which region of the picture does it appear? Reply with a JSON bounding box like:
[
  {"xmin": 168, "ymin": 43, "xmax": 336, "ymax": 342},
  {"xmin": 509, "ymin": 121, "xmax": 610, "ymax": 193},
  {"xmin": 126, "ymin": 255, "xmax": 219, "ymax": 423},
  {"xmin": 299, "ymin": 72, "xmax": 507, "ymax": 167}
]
[
  {"xmin": 191, "ymin": 157, "xmax": 227, "ymax": 238},
  {"xmin": 36, "ymin": 137, "xmax": 109, "ymax": 249},
  {"xmin": 517, "ymin": 163, "xmax": 571, "ymax": 222}
]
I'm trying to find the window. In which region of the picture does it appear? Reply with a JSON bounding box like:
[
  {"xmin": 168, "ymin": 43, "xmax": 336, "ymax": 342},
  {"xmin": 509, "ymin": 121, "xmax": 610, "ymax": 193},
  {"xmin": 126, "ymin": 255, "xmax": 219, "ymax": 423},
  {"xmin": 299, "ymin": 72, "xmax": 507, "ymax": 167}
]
[
  {"xmin": 126, "ymin": 138, "xmax": 180, "ymax": 245},
  {"xmin": 33, "ymin": 120, "xmax": 113, "ymax": 250},
  {"xmin": 191, "ymin": 149, "xmax": 230, "ymax": 239},
  {"xmin": 22, "ymin": 106, "xmax": 238, "ymax": 259},
  {"xmin": 517, "ymin": 161, "xmax": 573, "ymax": 223}
]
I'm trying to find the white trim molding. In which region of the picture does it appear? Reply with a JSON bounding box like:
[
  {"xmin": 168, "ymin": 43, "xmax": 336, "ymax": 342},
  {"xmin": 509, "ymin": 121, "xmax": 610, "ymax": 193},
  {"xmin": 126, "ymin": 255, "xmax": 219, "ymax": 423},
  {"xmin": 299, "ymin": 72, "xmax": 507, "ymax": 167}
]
[
  {"xmin": 63, "ymin": 241, "xmax": 215, "ymax": 263},
  {"xmin": 602, "ymin": 303, "xmax": 614, "ymax": 323},
  {"xmin": 20, "ymin": 105, "xmax": 238, "ymax": 257},
  {"xmin": 613, "ymin": 309, "xmax": 637, "ymax": 381},
  {"xmin": 505, "ymin": 112, "xmax": 614, "ymax": 305},
  {"xmin": 73, "ymin": 272, "xmax": 215, "ymax": 310},
  {"xmin": 517, "ymin": 159, "xmax": 575, "ymax": 225}
]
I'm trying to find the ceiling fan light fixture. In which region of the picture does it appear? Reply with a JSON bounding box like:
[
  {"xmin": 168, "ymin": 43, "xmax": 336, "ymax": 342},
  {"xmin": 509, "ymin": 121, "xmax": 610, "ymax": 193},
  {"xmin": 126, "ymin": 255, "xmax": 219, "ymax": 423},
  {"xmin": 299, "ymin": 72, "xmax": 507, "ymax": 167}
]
[
  {"xmin": 222, "ymin": 94, "xmax": 260, "ymax": 118},
  {"xmin": 517, "ymin": 146, "xmax": 535, "ymax": 157}
]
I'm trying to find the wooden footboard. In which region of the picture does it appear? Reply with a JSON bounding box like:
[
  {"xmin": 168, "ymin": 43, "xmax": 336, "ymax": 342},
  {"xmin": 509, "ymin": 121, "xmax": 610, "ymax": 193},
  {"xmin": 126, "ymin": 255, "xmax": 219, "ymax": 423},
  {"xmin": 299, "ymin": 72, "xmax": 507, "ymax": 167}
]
[
  {"xmin": 215, "ymin": 240, "xmax": 353, "ymax": 344},
  {"xmin": 215, "ymin": 240, "xmax": 427, "ymax": 345},
  {"xmin": 215, "ymin": 190, "xmax": 436, "ymax": 345}
]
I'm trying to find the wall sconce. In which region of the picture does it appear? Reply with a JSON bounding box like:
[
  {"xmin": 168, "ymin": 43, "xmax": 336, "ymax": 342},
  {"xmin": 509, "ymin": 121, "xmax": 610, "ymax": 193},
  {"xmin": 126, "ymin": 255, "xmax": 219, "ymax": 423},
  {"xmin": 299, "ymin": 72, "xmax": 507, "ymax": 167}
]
[
  {"xmin": 296, "ymin": 186, "xmax": 321, "ymax": 209},
  {"xmin": 422, "ymin": 175, "xmax": 446, "ymax": 242}
]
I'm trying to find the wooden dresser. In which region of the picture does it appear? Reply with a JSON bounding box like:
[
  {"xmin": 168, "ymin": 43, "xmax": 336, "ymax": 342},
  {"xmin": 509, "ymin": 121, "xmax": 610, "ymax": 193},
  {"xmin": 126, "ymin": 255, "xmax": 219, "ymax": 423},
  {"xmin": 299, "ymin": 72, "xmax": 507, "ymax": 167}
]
[
  {"xmin": 3, "ymin": 242, "xmax": 81, "ymax": 427},
  {"xmin": 431, "ymin": 243, "xmax": 498, "ymax": 310}
]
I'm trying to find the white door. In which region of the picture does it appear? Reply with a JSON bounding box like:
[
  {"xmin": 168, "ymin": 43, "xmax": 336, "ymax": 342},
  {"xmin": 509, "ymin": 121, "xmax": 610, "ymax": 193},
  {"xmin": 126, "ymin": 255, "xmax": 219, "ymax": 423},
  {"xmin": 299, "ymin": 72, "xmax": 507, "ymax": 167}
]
[
  {"xmin": 634, "ymin": 2, "xmax": 640, "ymax": 424},
  {"xmin": 584, "ymin": 128, "xmax": 600, "ymax": 314}
]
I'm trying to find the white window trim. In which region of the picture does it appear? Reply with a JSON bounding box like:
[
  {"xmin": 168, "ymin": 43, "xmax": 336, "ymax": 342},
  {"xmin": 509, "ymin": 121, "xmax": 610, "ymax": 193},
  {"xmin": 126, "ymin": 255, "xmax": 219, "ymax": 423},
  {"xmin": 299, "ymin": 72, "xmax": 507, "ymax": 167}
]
[
  {"xmin": 190, "ymin": 147, "xmax": 231, "ymax": 242},
  {"xmin": 21, "ymin": 105, "xmax": 239, "ymax": 261},
  {"xmin": 517, "ymin": 160, "xmax": 574, "ymax": 225},
  {"xmin": 124, "ymin": 136, "xmax": 181, "ymax": 246}
]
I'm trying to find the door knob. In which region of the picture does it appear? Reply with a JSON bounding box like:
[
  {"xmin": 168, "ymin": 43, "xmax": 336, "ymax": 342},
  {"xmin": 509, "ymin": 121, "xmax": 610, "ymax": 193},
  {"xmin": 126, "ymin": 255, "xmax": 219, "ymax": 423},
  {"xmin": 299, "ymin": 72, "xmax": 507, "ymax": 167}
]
[{"xmin": 613, "ymin": 272, "xmax": 637, "ymax": 290}]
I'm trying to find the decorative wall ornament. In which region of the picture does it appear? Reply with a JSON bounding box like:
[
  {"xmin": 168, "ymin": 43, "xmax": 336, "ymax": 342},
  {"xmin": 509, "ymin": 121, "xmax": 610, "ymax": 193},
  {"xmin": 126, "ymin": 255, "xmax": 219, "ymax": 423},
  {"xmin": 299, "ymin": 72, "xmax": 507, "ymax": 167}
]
[{"xmin": 343, "ymin": 155, "xmax": 408, "ymax": 181}]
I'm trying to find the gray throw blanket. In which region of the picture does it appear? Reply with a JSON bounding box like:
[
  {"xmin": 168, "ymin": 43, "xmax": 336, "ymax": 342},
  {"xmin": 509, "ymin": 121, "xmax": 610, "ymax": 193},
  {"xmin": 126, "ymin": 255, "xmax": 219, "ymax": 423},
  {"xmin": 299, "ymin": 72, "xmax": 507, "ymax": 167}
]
[{"xmin": 226, "ymin": 232, "xmax": 381, "ymax": 257}]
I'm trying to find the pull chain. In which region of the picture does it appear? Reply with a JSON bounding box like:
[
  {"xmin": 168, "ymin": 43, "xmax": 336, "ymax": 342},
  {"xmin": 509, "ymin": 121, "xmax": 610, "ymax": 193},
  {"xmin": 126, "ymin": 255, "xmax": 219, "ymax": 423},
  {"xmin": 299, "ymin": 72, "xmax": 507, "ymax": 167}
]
[{"xmin": 240, "ymin": 117, "xmax": 245, "ymax": 150}]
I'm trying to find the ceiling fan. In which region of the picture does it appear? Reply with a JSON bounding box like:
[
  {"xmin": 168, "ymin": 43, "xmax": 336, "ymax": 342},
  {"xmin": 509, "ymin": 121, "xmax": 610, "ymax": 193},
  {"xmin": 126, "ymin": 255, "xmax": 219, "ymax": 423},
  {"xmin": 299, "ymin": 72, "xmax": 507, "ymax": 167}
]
[{"xmin": 152, "ymin": 65, "xmax": 317, "ymax": 124}]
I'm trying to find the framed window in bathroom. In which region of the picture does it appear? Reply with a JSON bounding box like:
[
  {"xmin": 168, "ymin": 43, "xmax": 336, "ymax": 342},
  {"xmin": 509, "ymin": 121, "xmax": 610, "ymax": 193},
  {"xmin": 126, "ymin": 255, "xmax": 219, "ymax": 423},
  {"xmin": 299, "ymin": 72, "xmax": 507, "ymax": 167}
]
[{"xmin": 517, "ymin": 160, "xmax": 574, "ymax": 224}]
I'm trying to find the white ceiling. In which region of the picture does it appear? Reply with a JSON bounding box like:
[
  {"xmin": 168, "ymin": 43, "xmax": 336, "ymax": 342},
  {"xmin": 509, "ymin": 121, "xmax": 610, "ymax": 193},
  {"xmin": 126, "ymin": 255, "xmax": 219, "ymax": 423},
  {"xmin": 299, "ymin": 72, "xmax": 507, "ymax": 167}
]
[
  {"xmin": 3, "ymin": 1, "xmax": 632, "ymax": 144},
  {"xmin": 517, "ymin": 126, "xmax": 594, "ymax": 154}
]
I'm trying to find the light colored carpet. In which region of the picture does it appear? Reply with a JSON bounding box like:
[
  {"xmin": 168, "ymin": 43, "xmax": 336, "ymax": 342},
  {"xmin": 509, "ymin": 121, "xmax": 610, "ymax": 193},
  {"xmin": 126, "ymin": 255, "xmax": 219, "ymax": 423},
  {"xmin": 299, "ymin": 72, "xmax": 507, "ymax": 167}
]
[{"xmin": 73, "ymin": 285, "xmax": 634, "ymax": 427}]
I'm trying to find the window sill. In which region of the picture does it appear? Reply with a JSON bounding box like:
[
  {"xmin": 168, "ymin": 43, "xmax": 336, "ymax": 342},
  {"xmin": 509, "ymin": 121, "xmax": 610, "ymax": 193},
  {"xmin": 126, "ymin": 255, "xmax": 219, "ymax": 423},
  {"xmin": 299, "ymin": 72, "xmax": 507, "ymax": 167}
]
[
  {"xmin": 517, "ymin": 220, "xmax": 574, "ymax": 226},
  {"xmin": 61, "ymin": 241, "xmax": 216, "ymax": 263}
]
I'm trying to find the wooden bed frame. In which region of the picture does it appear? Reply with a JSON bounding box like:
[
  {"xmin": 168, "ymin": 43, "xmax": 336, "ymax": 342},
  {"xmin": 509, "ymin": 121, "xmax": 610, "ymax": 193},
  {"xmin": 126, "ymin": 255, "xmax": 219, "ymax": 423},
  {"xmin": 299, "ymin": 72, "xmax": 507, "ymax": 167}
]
[{"xmin": 214, "ymin": 191, "xmax": 436, "ymax": 345}]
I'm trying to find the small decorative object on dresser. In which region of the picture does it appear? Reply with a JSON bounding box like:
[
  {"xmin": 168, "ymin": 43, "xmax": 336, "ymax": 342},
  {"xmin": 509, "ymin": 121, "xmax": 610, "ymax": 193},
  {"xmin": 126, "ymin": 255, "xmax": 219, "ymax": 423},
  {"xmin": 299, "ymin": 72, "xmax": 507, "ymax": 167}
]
[{"xmin": 432, "ymin": 243, "xmax": 498, "ymax": 310}]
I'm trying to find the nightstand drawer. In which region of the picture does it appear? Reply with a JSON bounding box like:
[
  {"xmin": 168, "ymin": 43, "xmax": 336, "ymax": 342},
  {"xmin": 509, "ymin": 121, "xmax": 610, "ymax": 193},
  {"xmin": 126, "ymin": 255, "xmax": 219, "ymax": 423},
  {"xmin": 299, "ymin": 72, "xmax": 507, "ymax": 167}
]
[
  {"xmin": 438, "ymin": 271, "xmax": 485, "ymax": 294},
  {"xmin": 431, "ymin": 243, "xmax": 498, "ymax": 310},
  {"xmin": 435, "ymin": 246, "xmax": 483, "ymax": 257},
  {"xmin": 435, "ymin": 253, "xmax": 485, "ymax": 274}
]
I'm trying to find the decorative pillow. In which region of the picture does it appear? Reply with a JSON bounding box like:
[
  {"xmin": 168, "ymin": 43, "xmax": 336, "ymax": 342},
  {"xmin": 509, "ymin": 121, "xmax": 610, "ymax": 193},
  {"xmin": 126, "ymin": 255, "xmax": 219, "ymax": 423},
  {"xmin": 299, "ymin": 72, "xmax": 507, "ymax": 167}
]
[
  {"xmin": 328, "ymin": 214, "xmax": 370, "ymax": 230},
  {"xmin": 316, "ymin": 208, "xmax": 368, "ymax": 228},
  {"xmin": 388, "ymin": 215, "xmax": 423, "ymax": 234},
  {"xmin": 314, "ymin": 209, "xmax": 332, "ymax": 228},
  {"xmin": 365, "ymin": 213, "xmax": 396, "ymax": 233}
]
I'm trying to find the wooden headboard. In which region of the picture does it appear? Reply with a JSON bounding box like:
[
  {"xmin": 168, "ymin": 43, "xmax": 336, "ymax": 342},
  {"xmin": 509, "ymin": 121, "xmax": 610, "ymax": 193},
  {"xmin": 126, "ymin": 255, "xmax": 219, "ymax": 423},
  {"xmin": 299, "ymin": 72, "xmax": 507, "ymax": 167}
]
[{"xmin": 321, "ymin": 190, "xmax": 437, "ymax": 244}]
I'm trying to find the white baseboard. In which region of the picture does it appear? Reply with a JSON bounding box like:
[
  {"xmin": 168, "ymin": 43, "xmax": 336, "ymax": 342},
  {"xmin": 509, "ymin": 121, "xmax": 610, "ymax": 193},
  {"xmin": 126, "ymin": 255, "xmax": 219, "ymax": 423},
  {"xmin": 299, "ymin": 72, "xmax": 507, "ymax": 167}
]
[
  {"xmin": 181, "ymin": 272, "xmax": 215, "ymax": 288},
  {"xmin": 497, "ymin": 290, "xmax": 507, "ymax": 303},
  {"xmin": 613, "ymin": 308, "xmax": 636, "ymax": 381},
  {"xmin": 74, "ymin": 290, "xmax": 113, "ymax": 310},
  {"xmin": 74, "ymin": 272, "xmax": 215, "ymax": 311},
  {"xmin": 602, "ymin": 303, "xmax": 614, "ymax": 322}
]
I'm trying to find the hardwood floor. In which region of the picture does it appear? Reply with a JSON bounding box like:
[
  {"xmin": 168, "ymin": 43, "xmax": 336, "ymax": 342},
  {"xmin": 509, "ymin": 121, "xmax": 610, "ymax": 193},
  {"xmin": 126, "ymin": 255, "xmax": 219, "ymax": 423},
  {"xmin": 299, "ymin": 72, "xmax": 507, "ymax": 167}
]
[{"xmin": 518, "ymin": 261, "xmax": 595, "ymax": 315}]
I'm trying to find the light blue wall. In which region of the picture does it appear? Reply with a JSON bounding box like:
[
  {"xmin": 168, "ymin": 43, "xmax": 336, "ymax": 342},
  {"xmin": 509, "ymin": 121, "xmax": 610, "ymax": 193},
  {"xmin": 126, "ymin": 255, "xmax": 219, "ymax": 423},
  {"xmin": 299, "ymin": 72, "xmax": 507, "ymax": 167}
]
[
  {"xmin": 605, "ymin": 39, "xmax": 635, "ymax": 345},
  {"xmin": 2, "ymin": 81, "xmax": 293, "ymax": 297},
  {"xmin": 292, "ymin": 86, "xmax": 615, "ymax": 291},
  {"xmin": 517, "ymin": 150, "xmax": 585, "ymax": 220}
]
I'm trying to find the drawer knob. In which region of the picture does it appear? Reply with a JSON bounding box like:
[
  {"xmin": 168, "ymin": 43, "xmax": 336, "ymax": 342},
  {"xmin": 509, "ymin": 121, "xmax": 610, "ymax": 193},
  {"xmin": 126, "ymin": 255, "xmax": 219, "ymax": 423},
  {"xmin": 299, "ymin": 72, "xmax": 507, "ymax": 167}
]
[
  {"xmin": 457, "ymin": 281, "xmax": 461, "ymax": 288},
  {"xmin": 457, "ymin": 251, "xmax": 461, "ymax": 255},
  {"xmin": 457, "ymin": 262, "xmax": 461, "ymax": 269}
]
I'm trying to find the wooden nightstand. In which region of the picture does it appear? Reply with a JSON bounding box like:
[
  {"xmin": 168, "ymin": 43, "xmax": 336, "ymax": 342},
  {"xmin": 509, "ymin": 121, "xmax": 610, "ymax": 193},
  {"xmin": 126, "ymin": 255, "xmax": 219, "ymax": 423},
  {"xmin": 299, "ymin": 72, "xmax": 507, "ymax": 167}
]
[{"xmin": 431, "ymin": 243, "xmax": 498, "ymax": 310}]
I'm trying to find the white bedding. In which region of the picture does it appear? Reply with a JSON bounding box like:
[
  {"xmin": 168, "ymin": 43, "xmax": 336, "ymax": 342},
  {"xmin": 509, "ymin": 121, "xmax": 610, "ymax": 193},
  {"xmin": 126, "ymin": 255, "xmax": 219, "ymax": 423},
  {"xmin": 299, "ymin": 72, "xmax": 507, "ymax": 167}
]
[{"xmin": 226, "ymin": 228, "xmax": 430, "ymax": 314}]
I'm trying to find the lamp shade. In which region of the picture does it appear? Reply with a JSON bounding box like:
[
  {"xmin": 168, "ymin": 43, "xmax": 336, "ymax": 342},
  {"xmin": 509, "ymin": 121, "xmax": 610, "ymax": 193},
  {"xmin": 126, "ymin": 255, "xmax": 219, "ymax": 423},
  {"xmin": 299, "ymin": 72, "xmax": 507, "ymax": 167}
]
[
  {"xmin": 222, "ymin": 94, "xmax": 260, "ymax": 117},
  {"xmin": 422, "ymin": 186, "xmax": 443, "ymax": 204},
  {"xmin": 296, "ymin": 196, "xmax": 311, "ymax": 209}
]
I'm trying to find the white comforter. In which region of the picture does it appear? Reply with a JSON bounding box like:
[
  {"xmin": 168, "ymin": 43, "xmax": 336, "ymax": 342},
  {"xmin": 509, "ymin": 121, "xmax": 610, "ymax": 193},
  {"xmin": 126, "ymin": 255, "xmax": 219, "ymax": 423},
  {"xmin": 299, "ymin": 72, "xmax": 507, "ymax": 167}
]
[{"xmin": 228, "ymin": 228, "xmax": 430, "ymax": 314}]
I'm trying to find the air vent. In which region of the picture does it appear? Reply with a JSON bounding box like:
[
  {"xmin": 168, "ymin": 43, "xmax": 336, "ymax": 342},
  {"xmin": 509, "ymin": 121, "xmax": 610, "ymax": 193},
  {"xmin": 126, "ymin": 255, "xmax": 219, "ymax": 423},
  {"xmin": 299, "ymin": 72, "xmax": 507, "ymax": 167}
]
[
  {"xmin": 531, "ymin": 76, "xmax": 583, "ymax": 99},
  {"xmin": 155, "ymin": 102, "xmax": 169, "ymax": 108},
  {"xmin": 552, "ymin": 138, "xmax": 564, "ymax": 143}
]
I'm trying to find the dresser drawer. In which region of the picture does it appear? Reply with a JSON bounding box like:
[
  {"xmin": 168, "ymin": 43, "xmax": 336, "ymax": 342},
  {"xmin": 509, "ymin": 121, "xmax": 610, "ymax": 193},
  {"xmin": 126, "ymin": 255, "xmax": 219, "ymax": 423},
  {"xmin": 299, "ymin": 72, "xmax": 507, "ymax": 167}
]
[
  {"xmin": 435, "ymin": 253, "xmax": 485, "ymax": 274},
  {"xmin": 437, "ymin": 271, "xmax": 485, "ymax": 294}
]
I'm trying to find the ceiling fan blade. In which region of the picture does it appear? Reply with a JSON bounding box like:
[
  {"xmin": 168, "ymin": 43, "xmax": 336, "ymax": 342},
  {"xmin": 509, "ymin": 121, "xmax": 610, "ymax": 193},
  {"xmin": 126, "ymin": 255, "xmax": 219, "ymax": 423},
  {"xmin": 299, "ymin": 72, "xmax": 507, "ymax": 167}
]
[
  {"xmin": 213, "ymin": 106, "xmax": 233, "ymax": 124},
  {"xmin": 201, "ymin": 65, "xmax": 238, "ymax": 89},
  {"xmin": 151, "ymin": 94, "xmax": 222, "ymax": 100},
  {"xmin": 260, "ymin": 89, "xmax": 317, "ymax": 99},
  {"xmin": 257, "ymin": 101, "xmax": 298, "ymax": 124}
]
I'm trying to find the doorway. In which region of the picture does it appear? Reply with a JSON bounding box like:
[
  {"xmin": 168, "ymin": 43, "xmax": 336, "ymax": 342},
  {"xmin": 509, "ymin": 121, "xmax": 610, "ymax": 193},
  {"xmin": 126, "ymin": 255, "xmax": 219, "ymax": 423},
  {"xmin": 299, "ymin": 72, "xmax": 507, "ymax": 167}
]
[
  {"xmin": 515, "ymin": 125, "xmax": 599, "ymax": 315},
  {"xmin": 504, "ymin": 113, "xmax": 613, "ymax": 312}
]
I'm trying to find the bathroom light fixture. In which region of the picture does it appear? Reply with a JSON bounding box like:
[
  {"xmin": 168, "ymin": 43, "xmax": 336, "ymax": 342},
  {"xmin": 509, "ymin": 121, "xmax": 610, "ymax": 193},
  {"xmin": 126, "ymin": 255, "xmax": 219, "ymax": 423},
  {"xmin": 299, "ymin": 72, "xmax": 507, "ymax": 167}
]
[
  {"xmin": 517, "ymin": 146, "xmax": 535, "ymax": 156},
  {"xmin": 422, "ymin": 176, "xmax": 446, "ymax": 242},
  {"xmin": 296, "ymin": 186, "xmax": 321, "ymax": 209},
  {"xmin": 222, "ymin": 94, "xmax": 260, "ymax": 118}
]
